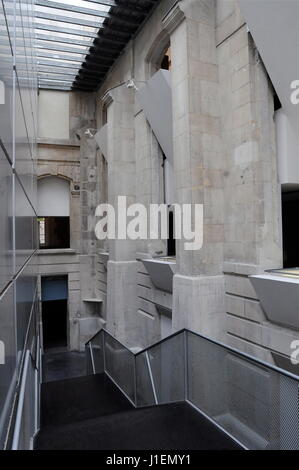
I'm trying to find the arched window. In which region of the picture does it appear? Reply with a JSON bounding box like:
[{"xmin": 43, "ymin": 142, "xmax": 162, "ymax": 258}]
[
  {"xmin": 37, "ymin": 176, "xmax": 70, "ymax": 249},
  {"xmin": 160, "ymin": 47, "xmax": 171, "ymax": 71}
]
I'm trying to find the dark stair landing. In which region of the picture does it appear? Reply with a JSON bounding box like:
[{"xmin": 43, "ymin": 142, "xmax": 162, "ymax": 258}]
[
  {"xmin": 42, "ymin": 350, "xmax": 87, "ymax": 383},
  {"xmin": 35, "ymin": 374, "xmax": 241, "ymax": 450},
  {"xmin": 39, "ymin": 373, "xmax": 133, "ymax": 427}
]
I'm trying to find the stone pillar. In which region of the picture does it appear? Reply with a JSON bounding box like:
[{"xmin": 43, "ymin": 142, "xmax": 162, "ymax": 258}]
[
  {"xmin": 221, "ymin": 32, "xmax": 282, "ymax": 272},
  {"xmin": 165, "ymin": 0, "xmax": 225, "ymax": 340},
  {"xmin": 77, "ymin": 129, "xmax": 103, "ymax": 349},
  {"xmin": 218, "ymin": 25, "xmax": 283, "ymax": 357},
  {"xmin": 104, "ymin": 87, "xmax": 138, "ymax": 346}
]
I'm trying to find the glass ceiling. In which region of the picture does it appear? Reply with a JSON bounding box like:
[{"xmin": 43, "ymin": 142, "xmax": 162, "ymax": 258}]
[{"xmin": 34, "ymin": 0, "xmax": 113, "ymax": 90}]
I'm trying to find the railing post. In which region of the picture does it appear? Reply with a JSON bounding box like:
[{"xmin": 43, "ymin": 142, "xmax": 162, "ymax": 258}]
[
  {"xmin": 133, "ymin": 355, "xmax": 137, "ymax": 407},
  {"xmin": 102, "ymin": 331, "xmax": 106, "ymax": 373},
  {"xmin": 145, "ymin": 351, "xmax": 158, "ymax": 405},
  {"xmin": 12, "ymin": 350, "xmax": 30, "ymax": 450},
  {"xmin": 89, "ymin": 343, "xmax": 95, "ymax": 374}
]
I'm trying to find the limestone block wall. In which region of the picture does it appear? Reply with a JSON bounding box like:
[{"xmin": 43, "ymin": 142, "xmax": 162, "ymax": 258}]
[
  {"xmin": 95, "ymin": 0, "xmax": 178, "ymax": 349},
  {"xmin": 37, "ymin": 89, "xmax": 103, "ymax": 351},
  {"xmin": 134, "ymin": 109, "xmax": 166, "ymax": 258},
  {"xmin": 91, "ymin": 0, "xmax": 297, "ymax": 366},
  {"xmin": 136, "ymin": 261, "xmax": 171, "ymax": 348},
  {"xmin": 216, "ymin": 1, "xmax": 298, "ymax": 363}
]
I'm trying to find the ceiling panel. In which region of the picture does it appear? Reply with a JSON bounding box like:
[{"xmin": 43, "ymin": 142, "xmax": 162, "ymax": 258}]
[{"xmin": 34, "ymin": 0, "xmax": 161, "ymax": 91}]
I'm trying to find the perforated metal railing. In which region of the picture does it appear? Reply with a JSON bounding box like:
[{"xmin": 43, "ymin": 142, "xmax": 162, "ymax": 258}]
[{"xmin": 86, "ymin": 328, "xmax": 299, "ymax": 450}]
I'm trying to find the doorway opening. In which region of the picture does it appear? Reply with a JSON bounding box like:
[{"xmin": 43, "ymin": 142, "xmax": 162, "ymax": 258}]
[
  {"xmin": 38, "ymin": 216, "xmax": 70, "ymax": 249},
  {"xmin": 41, "ymin": 276, "xmax": 68, "ymax": 350},
  {"xmin": 167, "ymin": 208, "xmax": 176, "ymax": 257},
  {"xmin": 281, "ymin": 189, "xmax": 299, "ymax": 268}
]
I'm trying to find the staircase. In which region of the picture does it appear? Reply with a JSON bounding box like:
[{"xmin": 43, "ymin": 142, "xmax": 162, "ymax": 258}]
[
  {"xmin": 35, "ymin": 373, "xmax": 240, "ymax": 450},
  {"xmin": 34, "ymin": 328, "xmax": 299, "ymax": 450}
]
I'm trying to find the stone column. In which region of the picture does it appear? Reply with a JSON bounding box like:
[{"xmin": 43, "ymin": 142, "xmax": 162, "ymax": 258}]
[
  {"xmin": 104, "ymin": 87, "xmax": 138, "ymax": 347},
  {"xmin": 220, "ymin": 31, "xmax": 282, "ymax": 272},
  {"xmin": 77, "ymin": 130, "xmax": 104, "ymax": 348},
  {"xmin": 218, "ymin": 25, "xmax": 283, "ymax": 357},
  {"xmin": 165, "ymin": 0, "xmax": 225, "ymax": 340}
]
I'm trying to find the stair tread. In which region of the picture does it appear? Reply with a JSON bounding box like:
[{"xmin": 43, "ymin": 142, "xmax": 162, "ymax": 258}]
[
  {"xmin": 36, "ymin": 400, "xmax": 241, "ymax": 450},
  {"xmin": 40, "ymin": 373, "xmax": 133, "ymax": 427}
]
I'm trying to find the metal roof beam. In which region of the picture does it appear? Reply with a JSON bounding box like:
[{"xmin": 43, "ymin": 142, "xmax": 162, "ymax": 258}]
[
  {"xmin": 38, "ymin": 65, "xmax": 78, "ymax": 75},
  {"xmin": 37, "ymin": 41, "xmax": 118, "ymax": 61},
  {"xmin": 36, "ymin": 0, "xmax": 111, "ymax": 20},
  {"xmin": 36, "ymin": 33, "xmax": 93, "ymax": 47},
  {"xmin": 94, "ymin": 33, "xmax": 126, "ymax": 45},
  {"xmin": 78, "ymin": 0, "xmax": 146, "ymax": 14},
  {"xmin": 84, "ymin": 54, "xmax": 114, "ymax": 65},
  {"xmin": 38, "ymin": 73, "xmax": 76, "ymax": 82},
  {"xmin": 37, "ymin": 42, "xmax": 90, "ymax": 55},
  {"xmin": 35, "ymin": 9, "xmax": 139, "ymax": 29},
  {"xmin": 35, "ymin": 11, "xmax": 103, "ymax": 28},
  {"xmin": 35, "ymin": 22, "xmax": 98, "ymax": 37},
  {"xmin": 37, "ymin": 50, "xmax": 85, "ymax": 62},
  {"xmin": 37, "ymin": 57, "xmax": 110, "ymax": 70},
  {"xmin": 71, "ymin": 83, "xmax": 97, "ymax": 91},
  {"xmin": 37, "ymin": 58, "xmax": 82, "ymax": 68},
  {"xmin": 39, "ymin": 79, "xmax": 74, "ymax": 86},
  {"xmin": 78, "ymin": 68, "xmax": 105, "ymax": 77},
  {"xmin": 73, "ymin": 77, "xmax": 101, "ymax": 86},
  {"xmin": 38, "ymin": 83, "xmax": 71, "ymax": 91},
  {"xmin": 80, "ymin": 0, "xmax": 116, "ymax": 6}
]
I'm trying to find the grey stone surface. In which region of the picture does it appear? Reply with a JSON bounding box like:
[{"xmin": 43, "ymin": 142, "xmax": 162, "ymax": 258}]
[{"xmin": 37, "ymin": 0, "xmax": 296, "ymax": 366}]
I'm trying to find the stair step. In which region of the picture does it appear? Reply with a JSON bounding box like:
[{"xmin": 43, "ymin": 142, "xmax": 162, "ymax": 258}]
[
  {"xmin": 35, "ymin": 402, "xmax": 241, "ymax": 450},
  {"xmin": 40, "ymin": 373, "xmax": 133, "ymax": 427}
]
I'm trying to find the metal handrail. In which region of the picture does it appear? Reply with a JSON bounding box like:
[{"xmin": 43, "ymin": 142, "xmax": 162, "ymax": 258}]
[
  {"xmin": 85, "ymin": 327, "xmax": 184, "ymax": 355},
  {"xmin": 86, "ymin": 327, "xmax": 299, "ymax": 382}
]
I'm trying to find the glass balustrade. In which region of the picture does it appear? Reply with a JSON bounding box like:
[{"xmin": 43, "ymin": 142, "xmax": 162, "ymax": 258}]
[{"xmin": 86, "ymin": 328, "xmax": 299, "ymax": 450}]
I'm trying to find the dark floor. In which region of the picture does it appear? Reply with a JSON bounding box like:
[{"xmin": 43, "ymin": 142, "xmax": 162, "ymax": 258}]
[
  {"xmin": 40, "ymin": 373, "xmax": 133, "ymax": 427},
  {"xmin": 42, "ymin": 350, "xmax": 87, "ymax": 382},
  {"xmin": 35, "ymin": 373, "xmax": 241, "ymax": 451}
]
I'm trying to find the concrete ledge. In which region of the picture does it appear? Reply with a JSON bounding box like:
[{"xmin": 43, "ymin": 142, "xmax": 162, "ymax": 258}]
[
  {"xmin": 223, "ymin": 262, "xmax": 262, "ymax": 276},
  {"xmin": 37, "ymin": 248, "xmax": 77, "ymax": 255},
  {"xmin": 141, "ymin": 258, "xmax": 176, "ymax": 293},
  {"xmin": 38, "ymin": 138, "xmax": 80, "ymax": 147}
]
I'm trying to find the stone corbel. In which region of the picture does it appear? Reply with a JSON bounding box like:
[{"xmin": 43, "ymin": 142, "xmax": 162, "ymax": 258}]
[
  {"xmin": 162, "ymin": 0, "xmax": 185, "ymax": 35},
  {"xmin": 101, "ymin": 82, "xmax": 134, "ymax": 107},
  {"xmin": 101, "ymin": 89, "xmax": 113, "ymax": 108}
]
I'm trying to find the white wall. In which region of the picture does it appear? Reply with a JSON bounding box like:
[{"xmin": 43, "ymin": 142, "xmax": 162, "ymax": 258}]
[
  {"xmin": 275, "ymin": 109, "xmax": 299, "ymax": 186},
  {"xmin": 38, "ymin": 90, "xmax": 70, "ymax": 140},
  {"xmin": 37, "ymin": 176, "xmax": 70, "ymax": 217}
]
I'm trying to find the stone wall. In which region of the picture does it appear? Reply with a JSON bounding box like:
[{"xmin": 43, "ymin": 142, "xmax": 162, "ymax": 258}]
[
  {"xmin": 37, "ymin": 1, "xmax": 298, "ymax": 363},
  {"xmin": 37, "ymin": 89, "xmax": 104, "ymax": 351},
  {"xmin": 92, "ymin": 0, "xmax": 298, "ymax": 367}
]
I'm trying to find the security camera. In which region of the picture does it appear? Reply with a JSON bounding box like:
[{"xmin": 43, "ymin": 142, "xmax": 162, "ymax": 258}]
[
  {"xmin": 84, "ymin": 128, "xmax": 96, "ymax": 138},
  {"xmin": 126, "ymin": 79, "xmax": 138, "ymax": 91}
]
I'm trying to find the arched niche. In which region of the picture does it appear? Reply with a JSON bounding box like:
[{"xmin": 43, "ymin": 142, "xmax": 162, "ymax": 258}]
[
  {"xmin": 145, "ymin": 30, "xmax": 171, "ymax": 78},
  {"xmin": 38, "ymin": 176, "xmax": 70, "ymax": 217},
  {"xmin": 37, "ymin": 176, "xmax": 70, "ymax": 249}
]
